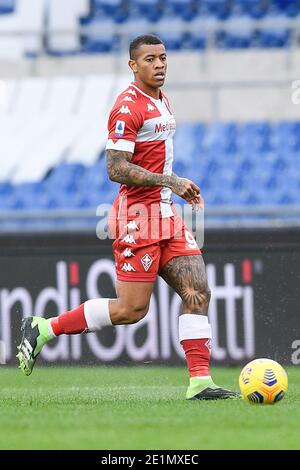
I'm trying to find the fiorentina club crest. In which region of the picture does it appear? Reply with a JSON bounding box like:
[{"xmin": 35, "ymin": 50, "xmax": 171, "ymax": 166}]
[{"xmin": 141, "ymin": 254, "xmax": 153, "ymax": 272}]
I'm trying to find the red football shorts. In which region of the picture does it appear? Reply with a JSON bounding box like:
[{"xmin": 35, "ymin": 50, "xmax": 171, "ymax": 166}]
[{"xmin": 110, "ymin": 213, "xmax": 201, "ymax": 282}]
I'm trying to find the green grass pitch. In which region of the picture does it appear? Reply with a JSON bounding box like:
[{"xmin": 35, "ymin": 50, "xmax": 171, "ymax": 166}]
[{"xmin": 0, "ymin": 366, "xmax": 299, "ymax": 450}]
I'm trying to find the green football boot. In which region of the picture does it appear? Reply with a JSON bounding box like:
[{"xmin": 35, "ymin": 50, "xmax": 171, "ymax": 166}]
[
  {"xmin": 186, "ymin": 376, "xmax": 241, "ymax": 400},
  {"xmin": 16, "ymin": 316, "xmax": 52, "ymax": 376}
]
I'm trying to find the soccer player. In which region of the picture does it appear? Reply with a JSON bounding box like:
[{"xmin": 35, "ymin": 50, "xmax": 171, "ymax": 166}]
[{"xmin": 17, "ymin": 35, "xmax": 239, "ymax": 400}]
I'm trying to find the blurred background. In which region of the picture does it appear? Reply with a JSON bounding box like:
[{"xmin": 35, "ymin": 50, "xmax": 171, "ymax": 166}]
[
  {"xmin": 0, "ymin": 0, "xmax": 300, "ymax": 230},
  {"xmin": 0, "ymin": 0, "xmax": 300, "ymax": 367}
]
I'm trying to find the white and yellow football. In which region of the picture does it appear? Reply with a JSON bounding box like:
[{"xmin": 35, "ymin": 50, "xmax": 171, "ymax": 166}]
[{"xmin": 239, "ymin": 358, "xmax": 288, "ymax": 404}]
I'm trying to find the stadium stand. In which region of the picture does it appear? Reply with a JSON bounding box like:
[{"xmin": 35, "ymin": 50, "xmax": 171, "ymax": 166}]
[
  {"xmin": 0, "ymin": 0, "xmax": 300, "ymax": 57},
  {"xmin": 0, "ymin": 73, "xmax": 299, "ymax": 213},
  {"xmin": 0, "ymin": 1, "xmax": 299, "ymax": 230},
  {"xmin": 0, "ymin": 76, "xmax": 130, "ymax": 181}
]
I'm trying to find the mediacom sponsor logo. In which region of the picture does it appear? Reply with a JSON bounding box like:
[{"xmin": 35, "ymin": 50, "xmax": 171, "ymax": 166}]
[{"xmin": 155, "ymin": 122, "xmax": 176, "ymax": 133}]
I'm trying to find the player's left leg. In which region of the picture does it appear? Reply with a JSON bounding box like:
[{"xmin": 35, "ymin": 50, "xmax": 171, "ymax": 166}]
[{"xmin": 160, "ymin": 254, "xmax": 240, "ymax": 400}]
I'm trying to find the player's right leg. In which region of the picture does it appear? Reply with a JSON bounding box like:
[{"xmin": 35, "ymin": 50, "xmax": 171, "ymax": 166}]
[{"xmin": 17, "ymin": 280, "xmax": 154, "ymax": 376}]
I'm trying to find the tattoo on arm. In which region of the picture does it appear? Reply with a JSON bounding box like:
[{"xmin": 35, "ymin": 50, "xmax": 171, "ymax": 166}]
[
  {"xmin": 106, "ymin": 149, "xmax": 180, "ymax": 189},
  {"xmin": 160, "ymin": 255, "xmax": 211, "ymax": 314}
]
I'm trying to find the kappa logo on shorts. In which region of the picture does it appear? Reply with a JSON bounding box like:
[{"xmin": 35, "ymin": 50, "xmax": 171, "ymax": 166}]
[
  {"xmin": 122, "ymin": 248, "xmax": 134, "ymax": 257},
  {"xmin": 141, "ymin": 254, "xmax": 153, "ymax": 272},
  {"xmin": 121, "ymin": 234, "xmax": 136, "ymax": 244},
  {"xmin": 121, "ymin": 263, "xmax": 136, "ymax": 272}
]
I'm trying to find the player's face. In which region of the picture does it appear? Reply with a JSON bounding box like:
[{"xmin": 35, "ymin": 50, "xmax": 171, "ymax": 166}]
[{"xmin": 130, "ymin": 44, "xmax": 167, "ymax": 90}]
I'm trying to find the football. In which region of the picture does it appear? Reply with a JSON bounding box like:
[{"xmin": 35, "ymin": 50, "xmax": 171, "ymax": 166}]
[{"xmin": 239, "ymin": 358, "xmax": 288, "ymax": 404}]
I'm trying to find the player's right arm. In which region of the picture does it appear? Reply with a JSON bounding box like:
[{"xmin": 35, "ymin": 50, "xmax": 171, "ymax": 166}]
[{"xmin": 106, "ymin": 149, "xmax": 199, "ymax": 202}]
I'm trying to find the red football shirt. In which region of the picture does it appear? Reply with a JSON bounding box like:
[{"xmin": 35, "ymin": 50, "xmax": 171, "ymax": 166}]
[{"xmin": 106, "ymin": 83, "xmax": 176, "ymax": 219}]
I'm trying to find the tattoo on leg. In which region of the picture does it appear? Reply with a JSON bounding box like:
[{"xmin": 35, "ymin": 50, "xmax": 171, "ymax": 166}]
[
  {"xmin": 160, "ymin": 255, "xmax": 211, "ymax": 314},
  {"xmin": 189, "ymin": 311, "xmax": 208, "ymax": 316}
]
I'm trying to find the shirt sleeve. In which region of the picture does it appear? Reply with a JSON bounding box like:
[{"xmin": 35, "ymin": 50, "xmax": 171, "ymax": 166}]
[{"xmin": 106, "ymin": 100, "xmax": 144, "ymax": 153}]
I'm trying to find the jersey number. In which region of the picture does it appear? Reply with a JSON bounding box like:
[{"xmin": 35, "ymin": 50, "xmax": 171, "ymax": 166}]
[{"xmin": 184, "ymin": 230, "xmax": 198, "ymax": 249}]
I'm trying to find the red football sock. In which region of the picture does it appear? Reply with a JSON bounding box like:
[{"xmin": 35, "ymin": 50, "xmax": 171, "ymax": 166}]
[
  {"xmin": 181, "ymin": 338, "xmax": 211, "ymax": 377},
  {"xmin": 50, "ymin": 304, "xmax": 87, "ymax": 336}
]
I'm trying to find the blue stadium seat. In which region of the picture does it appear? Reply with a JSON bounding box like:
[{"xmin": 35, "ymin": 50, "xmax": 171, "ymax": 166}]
[
  {"xmin": 154, "ymin": 16, "xmax": 186, "ymax": 50},
  {"xmin": 52, "ymin": 192, "xmax": 86, "ymax": 209},
  {"xmin": 0, "ymin": 194, "xmax": 17, "ymax": 210},
  {"xmin": 273, "ymin": 121, "xmax": 300, "ymax": 152},
  {"xmin": 233, "ymin": 0, "xmax": 269, "ymax": 19},
  {"xmin": 173, "ymin": 161, "xmax": 189, "ymax": 175},
  {"xmin": 238, "ymin": 122, "xmax": 272, "ymax": 152},
  {"xmin": 174, "ymin": 123, "xmax": 203, "ymax": 163},
  {"xmin": 237, "ymin": 157, "xmax": 255, "ymax": 173},
  {"xmin": 2, "ymin": 120, "xmax": 300, "ymax": 218},
  {"xmin": 185, "ymin": 31, "xmax": 207, "ymax": 50},
  {"xmin": 93, "ymin": 0, "xmax": 129, "ymax": 23},
  {"xmin": 166, "ymin": 0, "xmax": 198, "ymax": 21},
  {"xmin": 0, "ymin": 0, "xmax": 15, "ymax": 14},
  {"xmin": 80, "ymin": 160, "xmax": 107, "ymax": 187},
  {"xmin": 132, "ymin": 0, "xmax": 164, "ymax": 22},
  {"xmin": 40, "ymin": 0, "xmax": 300, "ymax": 55},
  {"xmin": 81, "ymin": 16, "xmax": 120, "ymax": 53},
  {"xmin": 11, "ymin": 182, "xmax": 53, "ymax": 210},
  {"xmin": 46, "ymin": 162, "xmax": 85, "ymax": 190},
  {"xmin": 258, "ymin": 28, "xmax": 290, "ymax": 48},
  {"xmin": 157, "ymin": 31, "xmax": 185, "ymax": 50},
  {"xmin": 39, "ymin": 0, "xmax": 300, "ymax": 55},
  {"xmin": 0, "ymin": 181, "xmax": 13, "ymax": 196},
  {"xmin": 201, "ymin": 0, "xmax": 232, "ymax": 20},
  {"xmin": 216, "ymin": 28, "xmax": 253, "ymax": 48},
  {"xmin": 76, "ymin": 160, "xmax": 114, "ymax": 208},
  {"xmin": 203, "ymin": 122, "xmax": 238, "ymax": 154},
  {"xmin": 94, "ymin": 0, "xmax": 124, "ymax": 12},
  {"xmin": 83, "ymin": 35, "xmax": 120, "ymax": 53},
  {"xmin": 272, "ymin": 0, "xmax": 300, "ymax": 17}
]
